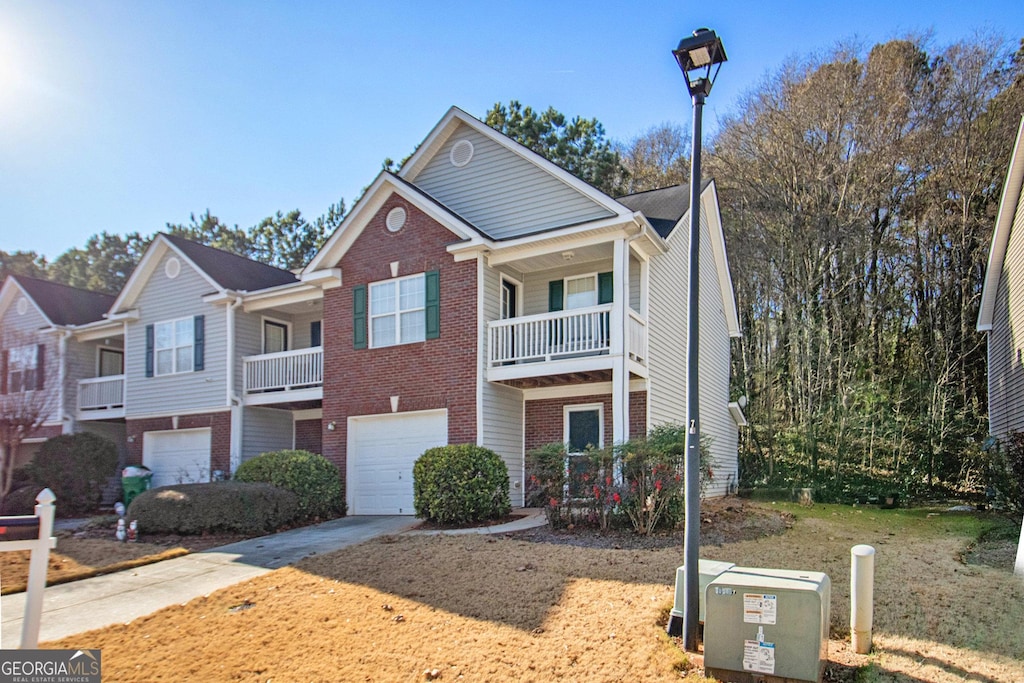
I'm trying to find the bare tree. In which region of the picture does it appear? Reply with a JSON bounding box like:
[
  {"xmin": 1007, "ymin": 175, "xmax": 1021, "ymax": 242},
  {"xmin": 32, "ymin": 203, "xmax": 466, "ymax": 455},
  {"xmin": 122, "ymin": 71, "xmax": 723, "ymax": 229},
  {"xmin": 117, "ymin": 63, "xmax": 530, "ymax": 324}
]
[{"xmin": 0, "ymin": 329, "xmax": 58, "ymax": 503}]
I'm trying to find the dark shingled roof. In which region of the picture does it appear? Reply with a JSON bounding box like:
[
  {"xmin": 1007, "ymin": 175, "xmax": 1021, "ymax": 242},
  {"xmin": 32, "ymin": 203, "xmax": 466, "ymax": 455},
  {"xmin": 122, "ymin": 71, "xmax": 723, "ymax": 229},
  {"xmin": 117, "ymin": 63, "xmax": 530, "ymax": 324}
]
[
  {"xmin": 161, "ymin": 233, "xmax": 300, "ymax": 292},
  {"xmin": 616, "ymin": 180, "xmax": 712, "ymax": 239},
  {"xmin": 11, "ymin": 275, "xmax": 115, "ymax": 326}
]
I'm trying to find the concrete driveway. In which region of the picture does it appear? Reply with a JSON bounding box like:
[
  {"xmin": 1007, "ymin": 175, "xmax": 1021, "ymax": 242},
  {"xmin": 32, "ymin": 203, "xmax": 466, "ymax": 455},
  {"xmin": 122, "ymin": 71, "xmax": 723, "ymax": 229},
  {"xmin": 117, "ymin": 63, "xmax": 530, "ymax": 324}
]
[{"xmin": 1, "ymin": 515, "xmax": 414, "ymax": 647}]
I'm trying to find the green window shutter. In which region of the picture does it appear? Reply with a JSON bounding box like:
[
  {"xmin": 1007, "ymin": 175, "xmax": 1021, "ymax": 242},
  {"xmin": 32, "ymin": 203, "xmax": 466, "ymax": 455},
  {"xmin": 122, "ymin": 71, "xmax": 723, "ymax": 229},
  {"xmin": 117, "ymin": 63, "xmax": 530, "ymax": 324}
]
[
  {"xmin": 193, "ymin": 315, "xmax": 205, "ymax": 371},
  {"xmin": 145, "ymin": 325, "xmax": 154, "ymax": 377},
  {"xmin": 425, "ymin": 270, "xmax": 440, "ymax": 340},
  {"xmin": 598, "ymin": 272, "xmax": 614, "ymax": 305},
  {"xmin": 353, "ymin": 285, "xmax": 367, "ymax": 349},
  {"xmin": 35, "ymin": 344, "xmax": 45, "ymax": 391},
  {"xmin": 548, "ymin": 280, "xmax": 564, "ymax": 312}
]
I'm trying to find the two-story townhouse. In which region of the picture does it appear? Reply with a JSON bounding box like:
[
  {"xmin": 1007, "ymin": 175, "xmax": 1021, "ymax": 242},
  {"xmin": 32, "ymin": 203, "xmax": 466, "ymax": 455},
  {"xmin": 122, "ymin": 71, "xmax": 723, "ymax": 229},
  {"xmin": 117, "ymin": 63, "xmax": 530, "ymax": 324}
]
[
  {"xmin": 302, "ymin": 107, "xmax": 744, "ymax": 515},
  {"xmin": 108, "ymin": 234, "xmax": 335, "ymax": 487},
  {"xmin": 0, "ymin": 275, "xmax": 124, "ymax": 467}
]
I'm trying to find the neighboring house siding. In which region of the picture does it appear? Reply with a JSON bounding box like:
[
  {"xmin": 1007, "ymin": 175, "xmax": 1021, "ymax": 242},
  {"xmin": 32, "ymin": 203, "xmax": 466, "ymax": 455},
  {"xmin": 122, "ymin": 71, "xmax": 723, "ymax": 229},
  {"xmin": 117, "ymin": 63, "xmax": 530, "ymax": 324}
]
[
  {"xmin": 988, "ymin": 185, "xmax": 1024, "ymax": 441},
  {"xmin": 241, "ymin": 407, "xmax": 293, "ymax": 462},
  {"xmin": 321, "ymin": 194, "xmax": 478, "ymax": 475},
  {"xmin": 647, "ymin": 207, "xmax": 738, "ymax": 497},
  {"xmin": 0, "ymin": 299, "xmax": 59, "ymax": 425},
  {"xmin": 124, "ymin": 251, "xmax": 227, "ymax": 417},
  {"xmin": 412, "ymin": 124, "xmax": 614, "ymax": 239}
]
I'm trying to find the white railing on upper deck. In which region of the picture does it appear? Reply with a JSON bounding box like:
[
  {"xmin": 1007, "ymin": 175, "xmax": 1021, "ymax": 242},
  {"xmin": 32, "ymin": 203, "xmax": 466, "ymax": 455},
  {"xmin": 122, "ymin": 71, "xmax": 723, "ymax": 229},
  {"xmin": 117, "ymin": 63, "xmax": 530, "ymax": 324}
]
[
  {"xmin": 488, "ymin": 305, "xmax": 614, "ymax": 366},
  {"xmin": 78, "ymin": 375, "xmax": 125, "ymax": 411},
  {"xmin": 627, "ymin": 310, "xmax": 648, "ymax": 364},
  {"xmin": 243, "ymin": 347, "xmax": 323, "ymax": 394}
]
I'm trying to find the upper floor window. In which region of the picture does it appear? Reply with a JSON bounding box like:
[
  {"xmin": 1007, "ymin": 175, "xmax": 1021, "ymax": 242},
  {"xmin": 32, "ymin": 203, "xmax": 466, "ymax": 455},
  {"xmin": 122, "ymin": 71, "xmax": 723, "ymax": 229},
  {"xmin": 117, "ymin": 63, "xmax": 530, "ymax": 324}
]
[
  {"xmin": 145, "ymin": 315, "xmax": 204, "ymax": 378},
  {"xmin": 370, "ymin": 274, "xmax": 426, "ymax": 347},
  {"xmin": 6, "ymin": 344, "xmax": 40, "ymax": 393}
]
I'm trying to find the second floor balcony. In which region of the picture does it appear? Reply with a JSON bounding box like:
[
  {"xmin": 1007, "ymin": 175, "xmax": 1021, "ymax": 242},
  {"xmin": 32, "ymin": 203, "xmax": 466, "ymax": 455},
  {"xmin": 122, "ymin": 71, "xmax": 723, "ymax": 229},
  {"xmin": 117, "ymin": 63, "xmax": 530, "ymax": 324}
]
[
  {"xmin": 77, "ymin": 375, "xmax": 125, "ymax": 419},
  {"xmin": 243, "ymin": 347, "xmax": 323, "ymax": 405}
]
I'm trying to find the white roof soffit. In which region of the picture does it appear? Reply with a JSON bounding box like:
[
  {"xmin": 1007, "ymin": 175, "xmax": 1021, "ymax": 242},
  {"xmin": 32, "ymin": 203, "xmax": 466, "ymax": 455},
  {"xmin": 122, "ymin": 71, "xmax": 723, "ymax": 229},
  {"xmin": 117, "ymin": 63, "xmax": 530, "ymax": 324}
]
[
  {"xmin": 304, "ymin": 173, "xmax": 484, "ymax": 274},
  {"xmin": 978, "ymin": 116, "xmax": 1024, "ymax": 331}
]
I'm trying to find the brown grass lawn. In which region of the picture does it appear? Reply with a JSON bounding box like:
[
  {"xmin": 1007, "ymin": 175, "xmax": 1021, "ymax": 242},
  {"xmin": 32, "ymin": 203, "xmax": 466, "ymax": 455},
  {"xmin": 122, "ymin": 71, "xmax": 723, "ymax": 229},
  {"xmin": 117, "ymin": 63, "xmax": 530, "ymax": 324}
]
[{"xmin": 49, "ymin": 501, "xmax": 1024, "ymax": 682}]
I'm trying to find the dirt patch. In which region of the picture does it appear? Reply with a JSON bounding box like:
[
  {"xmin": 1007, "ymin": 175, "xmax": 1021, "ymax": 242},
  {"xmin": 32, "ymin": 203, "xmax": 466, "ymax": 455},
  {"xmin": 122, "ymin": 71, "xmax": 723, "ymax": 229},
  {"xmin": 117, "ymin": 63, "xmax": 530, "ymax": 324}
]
[{"xmin": 48, "ymin": 502, "xmax": 1024, "ymax": 682}]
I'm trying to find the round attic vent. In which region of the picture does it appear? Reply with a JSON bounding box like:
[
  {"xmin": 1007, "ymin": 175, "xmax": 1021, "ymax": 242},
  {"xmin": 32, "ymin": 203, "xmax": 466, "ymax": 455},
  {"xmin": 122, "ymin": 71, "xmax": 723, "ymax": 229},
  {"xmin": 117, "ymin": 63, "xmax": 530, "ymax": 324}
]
[
  {"xmin": 450, "ymin": 139, "xmax": 474, "ymax": 167},
  {"xmin": 165, "ymin": 257, "xmax": 181, "ymax": 279},
  {"xmin": 386, "ymin": 207, "xmax": 407, "ymax": 232},
  {"xmin": 16, "ymin": 297, "xmax": 28, "ymax": 315}
]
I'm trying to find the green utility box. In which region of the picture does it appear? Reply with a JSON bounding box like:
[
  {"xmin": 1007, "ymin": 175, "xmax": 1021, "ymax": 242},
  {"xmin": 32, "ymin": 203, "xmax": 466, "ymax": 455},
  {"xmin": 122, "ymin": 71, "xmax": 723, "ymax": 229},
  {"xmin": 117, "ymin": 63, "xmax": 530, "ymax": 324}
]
[
  {"xmin": 704, "ymin": 567, "xmax": 830, "ymax": 683},
  {"xmin": 666, "ymin": 559, "xmax": 736, "ymax": 636},
  {"xmin": 122, "ymin": 465, "xmax": 153, "ymax": 507}
]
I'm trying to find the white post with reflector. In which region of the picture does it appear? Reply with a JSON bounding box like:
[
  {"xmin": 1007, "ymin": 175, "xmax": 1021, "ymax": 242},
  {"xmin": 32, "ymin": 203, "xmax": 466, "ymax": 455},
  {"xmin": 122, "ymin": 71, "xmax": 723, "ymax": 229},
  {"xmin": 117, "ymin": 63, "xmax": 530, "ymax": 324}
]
[{"xmin": 850, "ymin": 544, "xmax": 875, "ymax": 654}]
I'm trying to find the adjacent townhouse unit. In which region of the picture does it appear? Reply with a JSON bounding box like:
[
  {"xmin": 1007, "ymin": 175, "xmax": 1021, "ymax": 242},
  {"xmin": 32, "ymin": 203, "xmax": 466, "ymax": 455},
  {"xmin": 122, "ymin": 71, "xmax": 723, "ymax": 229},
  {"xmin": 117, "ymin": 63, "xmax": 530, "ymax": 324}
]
[
  {"xmin": 0, "ymin": 275, "xmax": 123, "ymax": 467},
  {"xmin": 300, "ymin": 106, "xmax": 745, "ymax": 514},
  {"xmin": 104, "ymin": 233, "xmax": 337, "ymax": 488},
  {"xmin": 978, "ymin": 116, "xmax": 1024, "ymax": 443}
]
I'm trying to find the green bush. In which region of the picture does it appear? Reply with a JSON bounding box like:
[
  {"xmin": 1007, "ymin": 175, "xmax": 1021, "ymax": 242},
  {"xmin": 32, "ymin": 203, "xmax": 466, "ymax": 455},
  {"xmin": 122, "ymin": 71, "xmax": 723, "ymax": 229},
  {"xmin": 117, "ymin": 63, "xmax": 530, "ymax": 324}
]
[
  {"xmin": 0, "ymin": 485, "xmax": 45, "ymax": 515},
  {"xmin": 233, "ymin": 450, "xmax": 344, "ymax": 520},
  {"xmin": 413, "ymin": 445, "xmax": 511, "ymax": 524},
  {"xmin": 26, "ymin": 433, "xmax": 118, "ymax": 515},
  {"xmin": 126, "ymin": 481, "xmax": 299, "ymax": 535}
]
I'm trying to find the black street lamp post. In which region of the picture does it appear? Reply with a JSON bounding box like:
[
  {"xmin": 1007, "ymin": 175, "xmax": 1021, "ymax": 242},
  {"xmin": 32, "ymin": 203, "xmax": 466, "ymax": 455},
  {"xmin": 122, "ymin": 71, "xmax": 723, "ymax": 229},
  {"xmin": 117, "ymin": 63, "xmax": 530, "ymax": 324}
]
[{"xmin": 671, "ymin": 27, "xmax": 727, "ymax": 653}]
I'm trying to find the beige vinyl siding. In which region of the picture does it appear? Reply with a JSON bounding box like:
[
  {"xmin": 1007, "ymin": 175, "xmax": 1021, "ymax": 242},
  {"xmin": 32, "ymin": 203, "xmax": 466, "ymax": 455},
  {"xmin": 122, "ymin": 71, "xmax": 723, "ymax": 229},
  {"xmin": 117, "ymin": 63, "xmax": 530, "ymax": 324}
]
[
  {"xmin": 1, "ymin": 301, "xmax": 59, "ymax": 424},
  {"xmin": 124, "ymin": 251, "xmax": 227, "ymax": 417},
  {"xmin": 241, "ymin": 406, "xmax": 294, "ymax": 462},
  {"xmin": 522, "ymin": 259, "xmax": 616, "ymax": 315},
  {"xmin": 629, "ymin": 253, "xmax": 642, "ymax": 312},
  {"xmin": 481, "ymin": 262, "xmax": 527, "ymax": 505},
  {"xmin": 65, "ymin": 338, "xmax": 122, "ymax": 418},
  {"xmin": 291, "ymin": 311, "xmax": 322, "ymax": 349},
  {"xmin": 413, "ymin": 125, "xmax": 614, "ymax": 239},
  {"xmin": 988, "ymin": 185, "xmax": 1024, "ymax": 441},
  {"xmin": 647, "ymin": 207, "xmax": 738, "ymax": 497},
  {"xmin": 234, "ymin": 310, "xmax": 263, "ymax": 397}
]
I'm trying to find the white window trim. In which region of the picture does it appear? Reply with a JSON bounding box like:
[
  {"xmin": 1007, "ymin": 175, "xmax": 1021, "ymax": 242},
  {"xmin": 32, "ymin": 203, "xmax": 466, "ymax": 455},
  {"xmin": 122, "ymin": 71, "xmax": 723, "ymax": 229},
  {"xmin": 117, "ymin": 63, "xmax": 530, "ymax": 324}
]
[
  {"xmin": 499, "ymin": 273, "xmax": 523, "ymax": 319},
  {"xmin": 563, "ymin": 272, "xmax": 600, "ymax": 310},
  {"xmin": 6, "ymin": 344, "xmax": 39, "ymax": 393},
  {"xmin": 261, "ymin": 316, "xmax": 292, "ymax": 354},
  {"xmin": 369, "ymin": 272, "xmax": 426, "ymax": 349},
  {"xmin": 96, "ymin": 346, "xmax": 124, "ymax": 376},
  {"xmin": 154, "ymin": 316, "xmax": 194, "ymax": 376}
]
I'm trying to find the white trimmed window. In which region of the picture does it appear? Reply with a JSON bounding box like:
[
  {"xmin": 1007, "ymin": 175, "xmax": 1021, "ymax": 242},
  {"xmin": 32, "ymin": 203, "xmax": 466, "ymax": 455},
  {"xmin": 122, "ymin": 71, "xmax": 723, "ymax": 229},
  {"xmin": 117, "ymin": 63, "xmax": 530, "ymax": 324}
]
[
  {"xmin": 7, "ymin": 345, "xmax": 38, "ymax": 393},
  {"xmin": 155, "ymin": 317, "xmax": 194, "ymax": 375},
  {"xmin": 565, "ymin": 274, "xmax": 598, "ymax": 310},
  {"xmin": 370, "ymin": 273, "xmax": 426, "ymax": 347}
]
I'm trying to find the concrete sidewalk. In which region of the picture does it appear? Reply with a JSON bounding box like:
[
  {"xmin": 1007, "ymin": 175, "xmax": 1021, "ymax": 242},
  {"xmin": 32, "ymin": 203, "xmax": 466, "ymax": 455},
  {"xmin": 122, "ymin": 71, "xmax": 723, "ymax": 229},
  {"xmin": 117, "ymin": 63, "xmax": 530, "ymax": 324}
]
[{"xmin": 1, "ymin": 509, "xmax": 546, "ymax": 646}]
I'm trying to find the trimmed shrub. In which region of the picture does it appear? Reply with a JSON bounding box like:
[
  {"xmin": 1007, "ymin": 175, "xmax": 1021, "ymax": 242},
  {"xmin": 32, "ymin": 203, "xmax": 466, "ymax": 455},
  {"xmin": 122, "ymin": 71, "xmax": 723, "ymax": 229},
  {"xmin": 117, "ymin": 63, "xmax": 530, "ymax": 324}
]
[
  {"xmin": 413, "ymin": 445, "xmax": 511, "ymax": 524},
  {"xmin": 0, "ymin": 485, "xmax": 45, "ymax": 515},
  {"xmin": 233, "ymin": 450, "xmax": 344, "ymax": 520},
  {"xmin": 26, "ymin": 433, "xmax": 118, "ymax": 515},
  {"xmin": 126, "ymin": 481, "xmax": 299, "ymax": 535}
]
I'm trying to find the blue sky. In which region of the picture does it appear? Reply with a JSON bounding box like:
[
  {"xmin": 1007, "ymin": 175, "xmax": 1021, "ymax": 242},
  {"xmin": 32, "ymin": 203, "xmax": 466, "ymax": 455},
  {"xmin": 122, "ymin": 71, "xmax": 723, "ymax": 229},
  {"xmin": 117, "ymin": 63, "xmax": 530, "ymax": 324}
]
[{"xmin": 2, "ymin": 1, "xmax": 1022, "ymax": 260}]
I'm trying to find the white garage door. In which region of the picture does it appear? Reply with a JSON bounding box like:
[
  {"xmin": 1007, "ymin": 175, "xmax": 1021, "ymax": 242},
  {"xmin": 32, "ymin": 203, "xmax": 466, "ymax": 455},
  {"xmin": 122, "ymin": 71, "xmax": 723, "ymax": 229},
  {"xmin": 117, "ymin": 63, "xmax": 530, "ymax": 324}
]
[
  {"xmin": 143, "ymin": 428, "xmax": 212, "ymax": 488},
  {"xmin": 348, "ymin": 410, "xmax": 447, "ymax": 515}
]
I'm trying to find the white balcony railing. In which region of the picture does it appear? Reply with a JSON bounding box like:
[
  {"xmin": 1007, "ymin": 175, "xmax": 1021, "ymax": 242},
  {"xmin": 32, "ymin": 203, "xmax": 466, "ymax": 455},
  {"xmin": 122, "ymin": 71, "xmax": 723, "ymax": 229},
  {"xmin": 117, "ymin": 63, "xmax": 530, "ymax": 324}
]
[
  {"xmin": 243, "ymin": 347, "xmax": 323, "ymax": 394},
  {"xmin": 78, "ymin": 375, "xmax": 125, "ymax": 411},
  {"xmin": 488, "ymin": 305, "xmax": 614, "ymax": 366},
  {"xmin": 627, "ymin": 310, "xmax": 648, "ymax": 364}
]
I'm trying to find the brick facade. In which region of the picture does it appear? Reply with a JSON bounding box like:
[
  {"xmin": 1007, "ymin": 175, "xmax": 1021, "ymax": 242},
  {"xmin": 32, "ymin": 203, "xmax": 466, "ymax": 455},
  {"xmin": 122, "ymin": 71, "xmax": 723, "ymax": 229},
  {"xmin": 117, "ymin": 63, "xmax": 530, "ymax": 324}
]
[
  {"xmin": 523, "ymin": 390, "xmax": 648, "ymax": 455},
  {"xmin": 294, "ymin": 418, "xmax": 322, "ymax": 455},
  {"xmin": 125, "ymin": 411, "xmax": 231, "ymax": 474},
  {"xmin": 321, "ymin": 194, "xmax": 478, "ymax": 484}
]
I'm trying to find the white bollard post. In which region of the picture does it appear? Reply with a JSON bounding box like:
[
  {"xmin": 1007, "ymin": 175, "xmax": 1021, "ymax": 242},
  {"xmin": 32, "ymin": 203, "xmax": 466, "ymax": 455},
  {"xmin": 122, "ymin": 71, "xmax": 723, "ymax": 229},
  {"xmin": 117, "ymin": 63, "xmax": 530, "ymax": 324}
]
[
  {"xmin": 850, "ymin": 544, "xmax": 875, "ymax": 654},
  {"xmin": 21, "ymin": 488, "xmax": 56, "ymax": 649},
  {"xmin": 1014, "ymin": 512, "xmax": 1024, "ymax": 578}
]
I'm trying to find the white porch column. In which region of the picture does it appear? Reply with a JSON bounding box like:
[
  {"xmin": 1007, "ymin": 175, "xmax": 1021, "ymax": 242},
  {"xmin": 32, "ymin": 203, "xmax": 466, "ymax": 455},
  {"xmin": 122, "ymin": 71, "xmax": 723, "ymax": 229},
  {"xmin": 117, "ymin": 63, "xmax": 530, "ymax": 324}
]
[{"xmin": 611, "ymin": 238, "xmax": 630, "ymax": 445}]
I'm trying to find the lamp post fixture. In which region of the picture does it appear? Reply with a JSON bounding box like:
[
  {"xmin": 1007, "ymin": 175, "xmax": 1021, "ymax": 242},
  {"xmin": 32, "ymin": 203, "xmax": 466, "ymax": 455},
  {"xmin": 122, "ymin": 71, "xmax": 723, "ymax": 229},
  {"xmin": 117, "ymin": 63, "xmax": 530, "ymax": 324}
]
[{"xmin": 671, "ymin": 27, "xmax": 727, "ymax": 653}]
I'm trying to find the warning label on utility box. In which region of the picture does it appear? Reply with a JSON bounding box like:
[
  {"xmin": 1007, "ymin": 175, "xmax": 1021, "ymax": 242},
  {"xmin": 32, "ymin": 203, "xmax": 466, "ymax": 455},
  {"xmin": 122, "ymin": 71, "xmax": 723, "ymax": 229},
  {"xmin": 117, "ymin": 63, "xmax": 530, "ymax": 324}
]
[
  {"xmin": 743, "ymin": 639, "xmax": 776, "ymax": 674},
  {"xmin": 742, "ymin": 593, "xmax": 777, "ymax": 624}
]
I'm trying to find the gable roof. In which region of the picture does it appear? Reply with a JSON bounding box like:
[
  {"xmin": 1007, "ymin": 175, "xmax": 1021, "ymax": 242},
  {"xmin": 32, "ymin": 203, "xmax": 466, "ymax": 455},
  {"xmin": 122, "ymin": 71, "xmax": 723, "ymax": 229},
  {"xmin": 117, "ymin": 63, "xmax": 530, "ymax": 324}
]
[
  {"xmin": 978, "ymin": 116, "xmax": 1024, "ymax": 331},
  {"xmin": 112, "ymin": 234, "xmax": 299, "ymax": 313},
  {"xmin": 0, "ymin": 275, "xmax": 114, "ymax": 327},
  {"xmin": 616, "ymin": 181, "xmax": 713, "ymax": 239}
]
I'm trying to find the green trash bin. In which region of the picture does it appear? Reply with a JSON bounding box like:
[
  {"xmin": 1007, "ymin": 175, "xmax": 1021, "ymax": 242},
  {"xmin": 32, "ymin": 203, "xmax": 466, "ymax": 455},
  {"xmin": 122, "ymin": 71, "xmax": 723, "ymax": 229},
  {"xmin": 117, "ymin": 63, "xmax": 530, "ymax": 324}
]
[{"xmin": 122, "ymin": 465, "xmax": 153, "ymax": 507}]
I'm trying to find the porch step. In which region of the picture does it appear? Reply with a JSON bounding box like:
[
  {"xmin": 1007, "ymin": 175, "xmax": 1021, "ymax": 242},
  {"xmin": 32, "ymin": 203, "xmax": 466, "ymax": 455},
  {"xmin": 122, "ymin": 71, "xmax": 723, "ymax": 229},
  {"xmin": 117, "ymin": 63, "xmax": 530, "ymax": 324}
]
[{"xmin": 99, "ymin": 475, "xmax": 123, "ymax": 509}]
